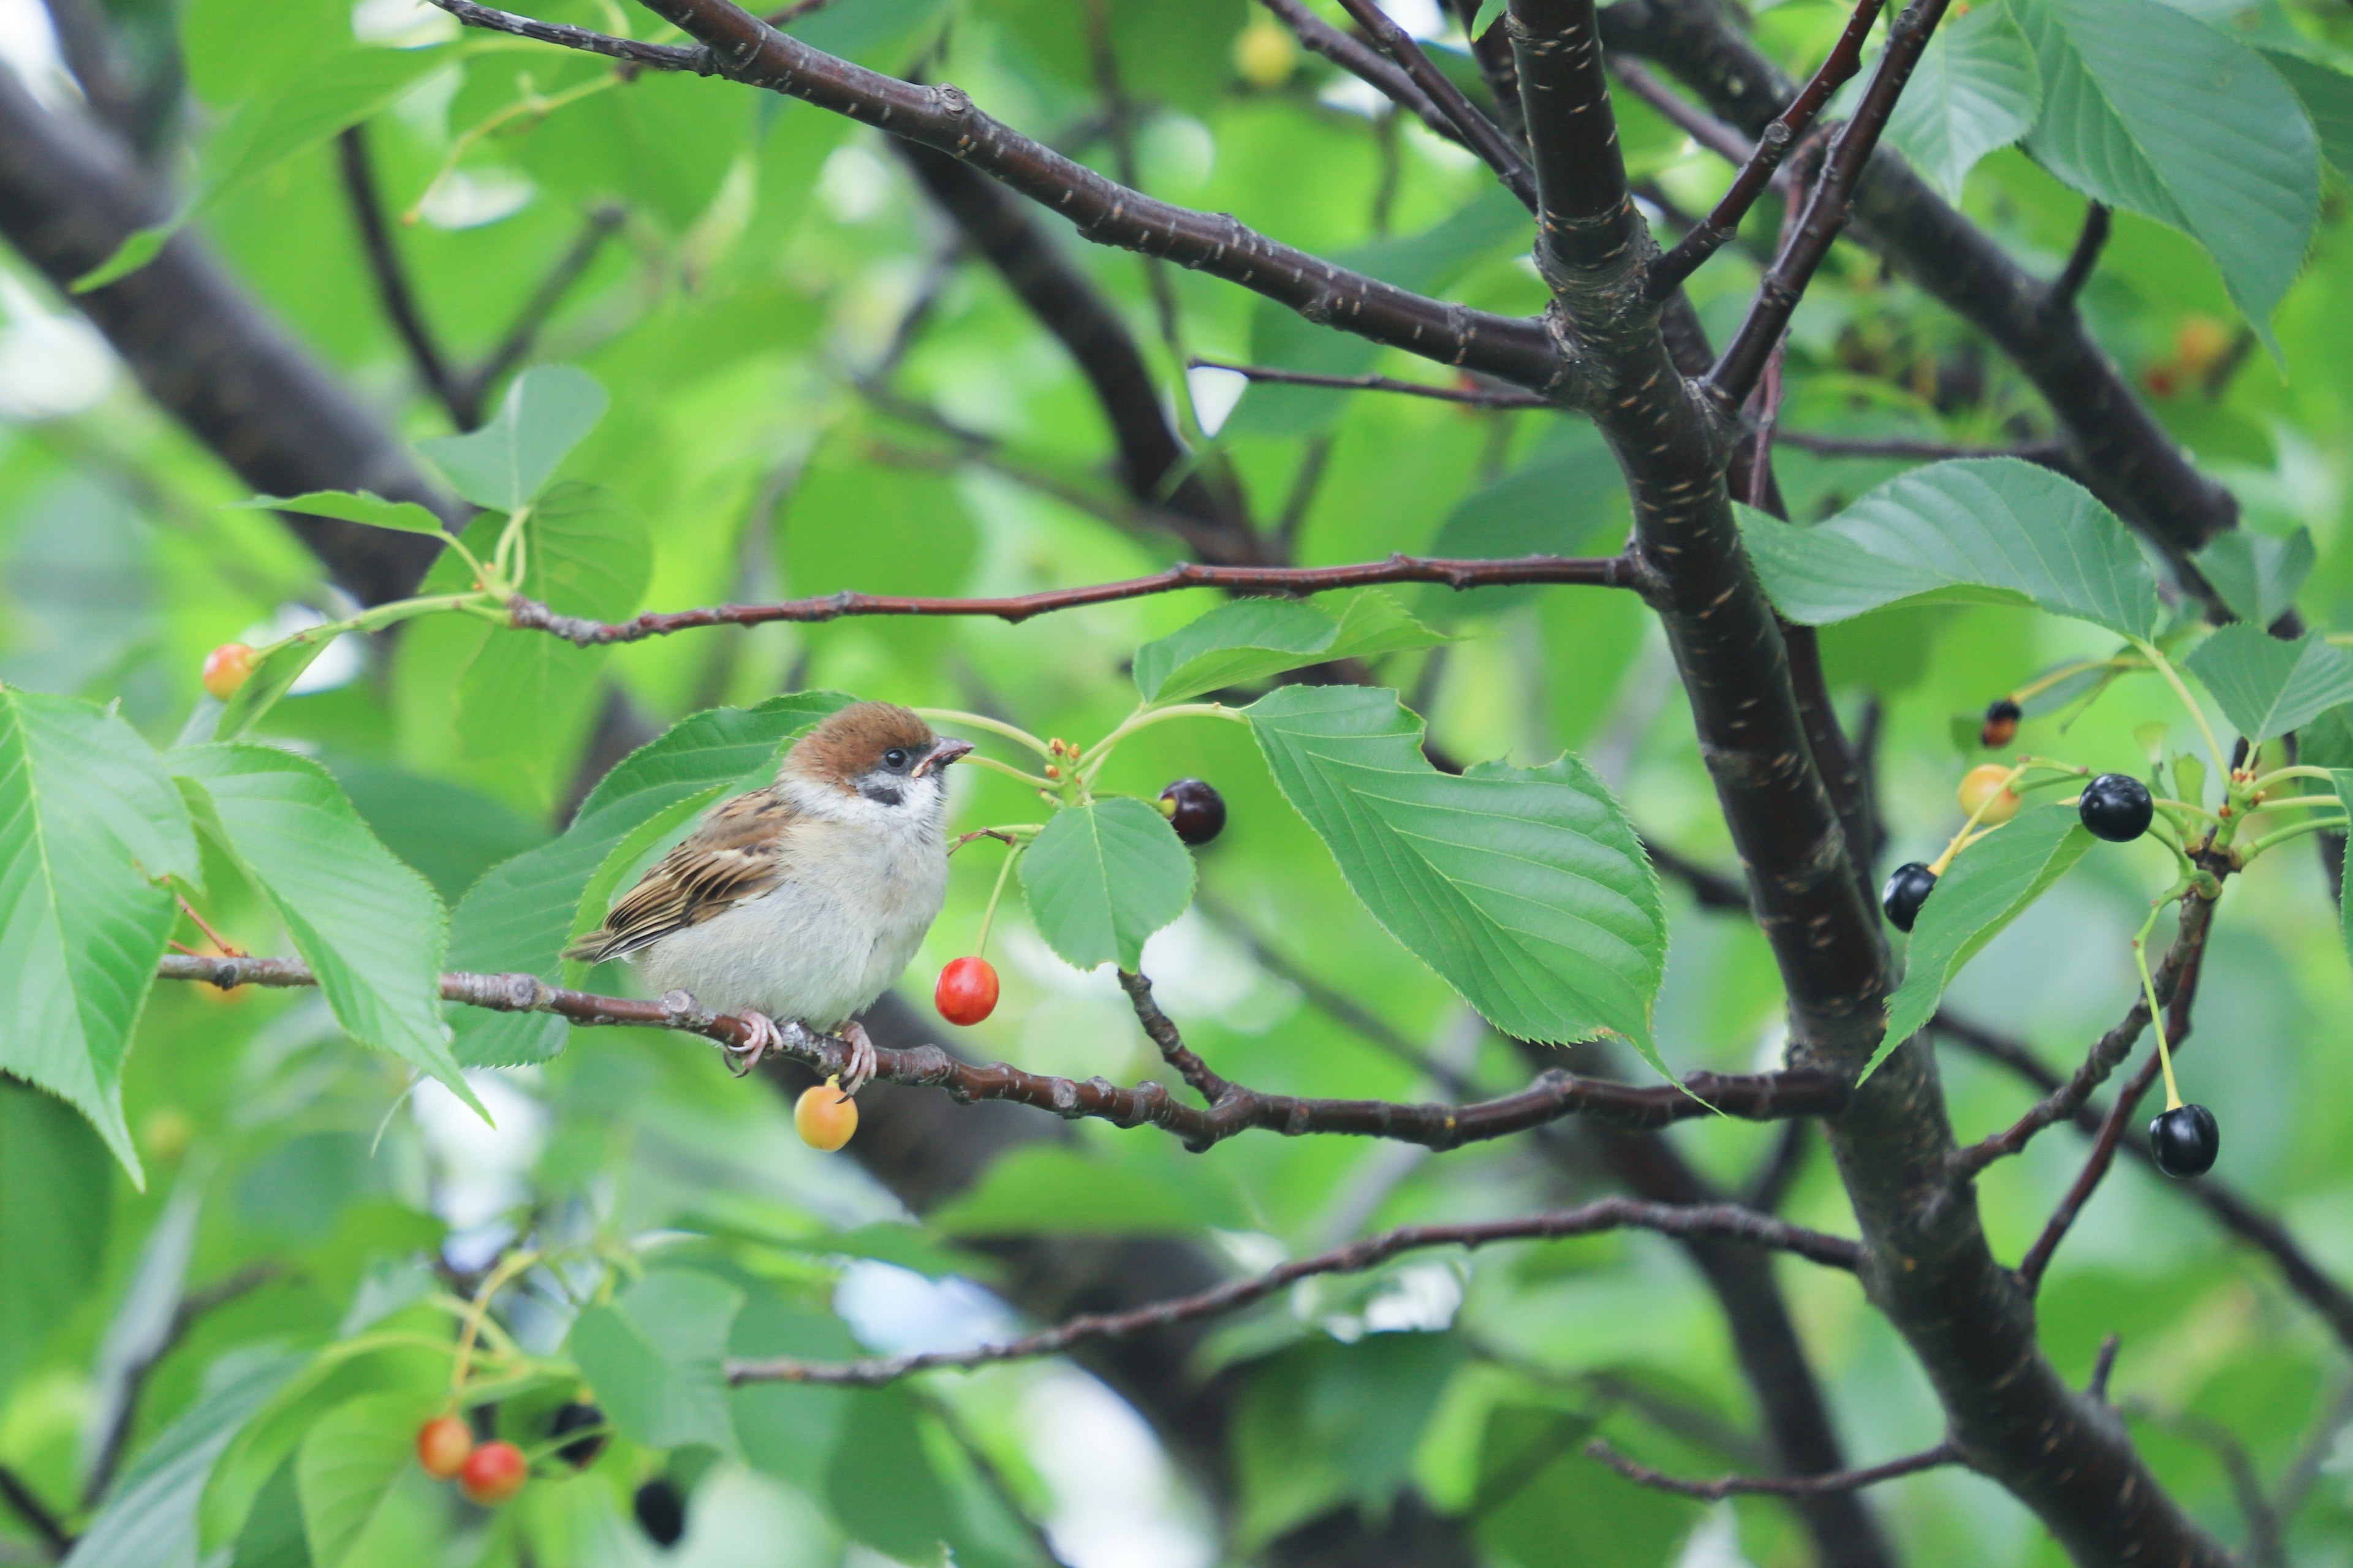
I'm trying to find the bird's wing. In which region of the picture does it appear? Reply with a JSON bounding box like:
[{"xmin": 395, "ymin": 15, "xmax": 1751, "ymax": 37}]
[{"xmin": 563, "ymin": 787, "xmax": 801, "ymax": 963}]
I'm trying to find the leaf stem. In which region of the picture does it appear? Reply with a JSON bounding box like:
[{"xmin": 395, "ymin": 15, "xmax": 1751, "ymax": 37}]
[
  {"xmin": 2130, "ymin": 895, "xmax": 2186, "ymax": 1113},
  {"xmin": 915, "ymin": 707, "xmax": 1054, "ymax": 759},
  {"xmin": 2248, "ymin": 763, "xmax": 2338, "ymax": 795},
  {"xmin": 961, "ymin": 754, "xmax": 1058, "ymax": 790},
  {"xmin": 975, "ymin": 839, "xmax": 1022, "ymax": 958},
  {"xmin": 2129, "ymin": 636, "xmax": 2226, "ymax": 787},
  {"xmin": 2235, "ymin": 815, "xmax": 2351, "ymax": 862},
  {"xmin": 1077, "ymin": 701, "xmax": 1246, "ymax": 779},
  {"xmin": 450, "ymin": 1249, "xmax": 540, "ymax": 1399}
]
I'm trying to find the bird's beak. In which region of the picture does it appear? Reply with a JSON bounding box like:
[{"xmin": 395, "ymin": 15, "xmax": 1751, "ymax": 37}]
[{"xmin": 913, "ymin": 738, "xmax": 974, "ymax": 778}]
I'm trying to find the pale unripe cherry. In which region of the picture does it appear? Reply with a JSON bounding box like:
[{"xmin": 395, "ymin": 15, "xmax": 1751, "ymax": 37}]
[
  {"xmin": 416, "ymin": 1415, "xmax": 474, "ymax": 1480},
  {"xmin": 1233, "ymin": 19, "xmax": 1297, "ymax": 88},
  {"xmin": 1957, "ymin": 763, "xmax": 2023, "ymax": 825},
  {"xmin": 202, "ymin": 643, "xmax": 257, "ymax": 700},
  {"xmin": 795, "ymin": 1080, "xmax": 858, "ymax": 1151}
]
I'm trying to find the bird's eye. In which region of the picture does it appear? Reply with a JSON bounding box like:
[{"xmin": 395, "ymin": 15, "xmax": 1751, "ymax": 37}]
[{"xmin": 884, "ymin": 748, "xmax": 909, "ymax": 770}]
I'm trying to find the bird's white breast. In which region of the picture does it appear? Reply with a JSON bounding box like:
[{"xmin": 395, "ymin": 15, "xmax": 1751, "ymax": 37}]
[{"xmin": 635, "ymin": 788, "xmax": 949, "ymax": 1029}]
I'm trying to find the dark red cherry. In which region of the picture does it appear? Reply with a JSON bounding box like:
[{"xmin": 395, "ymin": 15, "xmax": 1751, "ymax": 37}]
[
  {"xmin": 1158, "ymin": 779, "xmax": 1226, "ymax": 846},
  {"xmin": 2149, "ymin": 1104, "xmax": 2218, "ymax": 1178},
  {"xmin": 2078, "ymin": 773, "xmax": 2154, "ymax": 843},
  {"xmin": 1881, "ymin": 862, "xmax": 1937, "ymax": 933}
]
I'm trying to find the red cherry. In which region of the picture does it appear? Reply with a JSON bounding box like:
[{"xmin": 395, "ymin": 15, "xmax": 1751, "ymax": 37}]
[
  {"xmin": 201, "ymin": 643, "xmax": 257, "ymax": 700},
  {"xmin": 458, "ymin": 1439, "xmax": 528, "ymax": 1505},
  {"xmin": 415, "ymin": 1415, "xmax": 473, "ymax": 1479},
  {"xmin": 935, "ymin": 956, "xmax": 999, "ymax": 1026}
]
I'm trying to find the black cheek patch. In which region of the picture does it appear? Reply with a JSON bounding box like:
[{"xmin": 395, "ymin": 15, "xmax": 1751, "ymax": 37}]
[{"xmin": 860, "ymin": 781, "xmax": 904, "ymax": 808}]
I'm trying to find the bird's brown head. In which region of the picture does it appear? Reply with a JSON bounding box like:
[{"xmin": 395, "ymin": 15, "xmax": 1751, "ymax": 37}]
[{"xmin": 782, "ymin": 701, "xmax": 972, "ymax": 808}]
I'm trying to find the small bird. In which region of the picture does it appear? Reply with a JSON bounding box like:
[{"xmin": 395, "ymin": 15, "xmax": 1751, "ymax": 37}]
[{"xmin": 564, "ymin": 701, "xmax": 972, "ymax": 1092}]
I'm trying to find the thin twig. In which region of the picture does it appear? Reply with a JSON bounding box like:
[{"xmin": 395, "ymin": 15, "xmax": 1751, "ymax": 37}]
[
  {"xmin": 1332, "ymin": 0, "xmax": 1537, "ymax": 208},
  {"xmin": 726, "ymin": 1198, "xmax": 1861, "ymax": 1385},
  {"xmin": 80, "ymin": 1263, "xmax": 279, "ymax": 1507},
  {"xmin": 463, "ymin": 203, "xmax": 627, "ymax": 405},
  {"xmin": 2088, "ymin": 1333, "xmax": 2121, "ymax": 1401},
  {"xmin": 337, "ymin": 126, "xmax": 471, "ymax": 427},
  {"xmin": 1584, "ymin": 1436, "xmax": 1961, "ymax": 1500},
  {"xmin": 1776, "ymin": 430, "xmax": 2070, "ymax": 464},
  {"xmin": 1957, "ymin": 889, "xmax": 2213, "ymax": 1174},
  {"xmin": 1708, "ymin": 0, "xmax": 1961, "ymax": 406},
  {"xmin": 0, "ymin": 1468, "xmax": 69, "ymax": 1557},
  {"xmin": 1191, "ymin": 358, "xmax": 1551, "ymax": 409},
  {"xmin": 503, "ymin": 550, "xmax": 1658, "ymax": 646},
  {"xmin": 1255, "ymin": 0, "xmax": 1470, "ymax": 153},
  {"xmin": 1646, "ymin": 0, "xmax": 1887, "ymax": 298},
  {"xmin": 1607, "ymin": 56, "xmax": 1752, "ymax": 164},
  {"xmin": 2044, "ymin": 202, "xmax": 2111, "ymax": 320},
  {"xmin": 2018, "ymin": 906, "xmax": 2213, "ymax": 1290},
  {"xmin": 154, "ymin": 955, "xmax": 1848, "ymax": 1149},
  {"xmin": 2120, "ymin": 1401, "xmax": 2283, "ymax": 1568},
  {"xmin": 1644, "ymin": 840, "xmax": 1751, "ymax": 911},
  {"xmin": 425, "ymin": 0, "xmax": 710, "ymax": 69}
]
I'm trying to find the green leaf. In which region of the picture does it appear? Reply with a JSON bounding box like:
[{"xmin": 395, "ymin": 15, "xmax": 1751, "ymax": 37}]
[
  {"xmin": 216, "ymin": 634, "xmax": 341, "ymax": 743},
  {"xmin": 445, "ymin": 694, "xmax": 851, "ymax": 1066},
  {"xmin": 824, "ymin": 1389, "xmax": 957, "ymax": 1565},
  {"xmin": 74, "ymin": 46, "xmax": 454, "ymax": 290},
  {"xmin": 67, "ymin": 1349, "xmax": 301, "ymax": 1567},
  {"xmin": 2263, "ymin": 50, "xmax": 2353, "ymax": 178},
  {"xmin": 229, "ymin": 1459, "xmax": 312, "ymax": 1568},
  {"xmin": 415, "ymin": 366, "xmax": 609, "ymax": 512},
  {"xmin": 2183, "ymin": 626, "xmax": 2353, "ymax": 742},
  {"xmin": 930, "ymin": 1143, "xmax": 1252, "ymax": 1235},
  {"xmin": 1877, "ymin": 2, "xmax": 2043, "ymax": 199},
  {"xmin": 451, "ymin": 483, "xmax": 651, "ymax": 807},
  {"xmin": 0, "ymin": 1080, "xmax": 112, "ymax": 1404},
  {"xmin": 1133, "ymin": 590, "xmax": 1448, "ymax": 705},
  {"xmin": 2015, "ymin": 0, "xmax": 2319, "ymax": 346},
  {"xmin": 1471, "ymin": 0, "xmax": 1507, "ymax": 32},
  {"xmin": 1876, "ymin": 803, "xmax": 2094, "ymax": 1077},
  {"xmin": 294, "ymin": 1391, "xmax": 439, "ymax": 1568},
  {"xmin": 237, "ymin": 492, "xmax": 449, "ymax": 537},
  {"xmin": 169, "ymin": 745, "xmax": 479, "ymax": 1116},
  {"xmin": 0, "ymin": 688, "xmax": 199, "ymax": 1175},
  {"xmin": 1737, "ymin": 458, "xmax": 2163, "ymax": 637},
  {"xmin": 330, "ymin": 765, "xmax": 547, "ymax": 905},
  {"xmin": 1227, "ymin": 187, "xmax": 1529, "ymax": 437},
  {"xmin": 566, "ymin": 1269, "xmax": 743, "ymax": 1453},
  {"xmin": 730, "ymin": 1293, "xmax": 857, "ymax": 1483},
  {"xmin": 1020, "ymin": 797, "xmax": 1197, "ymax": 971},
  {"xmin": 1421, "ymin": 427, "xmax": 1628, "ymax": 616},
  {"xmin": 2192, "ymin": 527, "xmax": 2313, "ymax": 629},
  {"xmin": 1243, "ymin": 686, "xmax": 1668, "ymax": 1064}
]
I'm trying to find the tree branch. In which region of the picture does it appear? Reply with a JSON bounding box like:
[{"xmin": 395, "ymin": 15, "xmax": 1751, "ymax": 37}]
[
  {"xmin": 1645, "ymin": 0, "xmax": 1885, "ymax": 299},
  {"xmin": 430, "ymin": 0, "xmax": 1572, "ymax": 393},
  {"xmin": 725, "ymin": 1197, "xmax": 1860, "ymax": 1385},
  {"xmin": 1598, "ymin": 0, "xmax": 2241, "ymax": 563},
  {"xmin": 2018, "ymin": 914, "xmax": 2213, "ymax": 1290},
  {"xmin": 0, "ymin": 66, "xmax": 448, "ymax": 605},
  {"xmin": 1585, "ymin": 1436, "xmax": 1961, "ymax": 1499},
  {"xmin": 1332, "ymin": 0, "xmax": 1538, "ymax": 208},
  {"xmin": 502, "ymin": 550, "xmax": 1657, "ymax": 645},
  {"xmin": 0, "ymin": 1466, "xmax": 69, "ymax": 1558},
  {"xmin": 1191, "ymin": 358, "xmax": 1552, "ymax": 408},
  {"xmin": 892, "ymin": 141, "xmax": 1252, "ymax": 560},
  {"xmin": 1776, "ymin": 430, "xmax": 2071, "ymax": 466},
  {"xmin": 2044, "ymin": 202, "xmax": 2111, "ymax": 321},
  {"xmin": 1606, "ymin": 55, "xmax": 1751, "ymax": 162},
  {"xmin": 1256, "ymin": 0, "xmax": 1479, "ymax": 156},
  {"xmin": 463, "ymin": 202, "xmax": 627, "ymax": 404},
  {"xmin": 154, "ymin": 954, "xmax": 1848, "ymax": 1147},
  {"xmin": 336, "ymin": 125, "xmax": 472, "ymax": 428},
  {"xmin": 1708, "ymin": 0, "xmax": 1957, "ymax": 406},
  {"xmin": 1955, "ymin": 887, "xmax": 2216, "ymax": 1175},
  {"xmin": 1936, "ymin": 1010, "xmax": 2353, "ymax": 1358}
]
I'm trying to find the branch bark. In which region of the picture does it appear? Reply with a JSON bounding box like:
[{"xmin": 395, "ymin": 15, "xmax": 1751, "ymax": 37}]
[
  {"xmin": 153, "ymin": 953, "xmax": 1847, "ymax": 1145},
  {"xmin": 502, "ymin": 550, "xmax": 1655, "ymax": 644},
  {"xmin": 724, "ymin": 1196, "xmax": 1860, "ymax": 1386},
  {"xmin": 0, "ymin": 74, "xmax": 447, "ymax": 605}
]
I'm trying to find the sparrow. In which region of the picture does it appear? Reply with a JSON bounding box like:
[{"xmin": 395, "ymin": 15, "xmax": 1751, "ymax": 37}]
[{"xmin": 564, "ymin": 701, "xmax": 972, "ymax": 1093}]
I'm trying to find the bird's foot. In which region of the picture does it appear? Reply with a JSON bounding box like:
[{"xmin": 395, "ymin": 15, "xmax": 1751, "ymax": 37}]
[
  {"xmin": 839, "ymin": 1020, "xmax": 879, "ymax": 1096},
  {"xmin": 724, "ymin": 1011, "xmax": 784, "ymax": 1077}
]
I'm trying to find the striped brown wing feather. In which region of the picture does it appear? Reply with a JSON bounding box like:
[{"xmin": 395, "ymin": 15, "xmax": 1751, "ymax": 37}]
[{"xmin": 563, "ymin": 788, "xmax": 797, "ymax": 963}]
